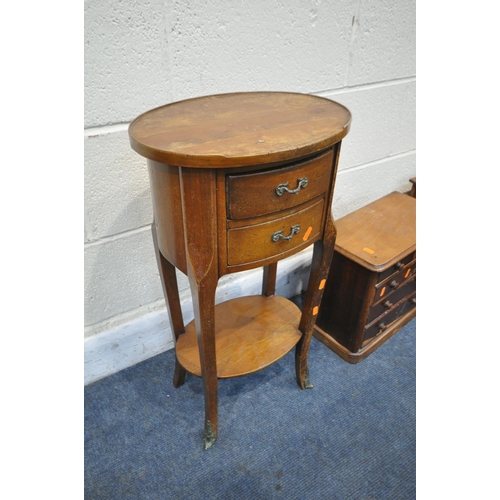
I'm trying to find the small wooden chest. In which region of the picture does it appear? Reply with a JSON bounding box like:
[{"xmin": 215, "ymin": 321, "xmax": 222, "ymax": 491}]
[{"xmin": 313, "ymin": 190, "xmax": 416, "ymax": 363}]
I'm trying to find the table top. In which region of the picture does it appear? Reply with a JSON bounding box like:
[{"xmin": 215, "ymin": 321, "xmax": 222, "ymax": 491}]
[
  {"xmin": 128, "ymin": 91, "xmax": 351, "ymax": 168},
  {"xmin": 334, "ymin": 191, "xmax": 416, "ymax": 271}
]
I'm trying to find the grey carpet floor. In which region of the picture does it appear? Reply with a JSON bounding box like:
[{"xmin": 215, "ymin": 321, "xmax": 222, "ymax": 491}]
[{"xmin": 85, "ymin": 314, "xmax": 416, "ymax": 499}]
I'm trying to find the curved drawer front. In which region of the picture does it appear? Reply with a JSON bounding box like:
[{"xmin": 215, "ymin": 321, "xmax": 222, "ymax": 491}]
[
  {"xmin": 227, "ymin": 199, "xmax": 325, "ymax": 266},
  {"xmin": 227, "ymin": 149, "xmax": 333, "ymax": 220}
]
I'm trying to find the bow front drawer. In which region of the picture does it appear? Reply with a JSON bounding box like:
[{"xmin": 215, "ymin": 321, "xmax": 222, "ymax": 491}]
[
  {"xmin": 227, "ymin": 149, "xmax": 333, "ymax": 220},
  {"xmin": 227, "ymin": 198, "xmax": 325, "ymax": 266}
]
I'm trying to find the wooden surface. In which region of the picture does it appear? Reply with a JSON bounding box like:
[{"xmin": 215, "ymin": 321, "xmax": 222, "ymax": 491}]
[
  {"xmin": 314, "ymin": 309, "xmax": 416, "ymax": 364},
  {"xmin": 129, "ymin": 92, "xmax": 351, "ymax": 167},
  {"xmin": 129, "ymin": 91, "xmax": 351, "ymax": 448},
  {"xmin": 227, "ymin": 149, "xmax": 333, "ymax": 219},
  {"xmin": 334, "ymin": 191, "xmax": 416, "ymax": 271},
  {"xmin": 314, "ymin": 190, "xmax": 416, "ymax": 363},
  {"xmin": 148, "ymin": 161, "xmax": 187, "ymax": 273},
  {"xmin": 227, "ymin": 198, "xmax": 325, "ymax": 266},
  {"xmin": 409, "ymin": 177, "xmax": 416, "ymax": 198},
  {"xmin": 176, "ymin": 295, "xmax": 302, "ymax": 378}
]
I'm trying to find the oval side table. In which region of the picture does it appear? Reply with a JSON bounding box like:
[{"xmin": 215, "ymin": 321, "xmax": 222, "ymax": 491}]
[{"xmin": 128, "ymin": 91, "xmax": 351, "ymax": 449}]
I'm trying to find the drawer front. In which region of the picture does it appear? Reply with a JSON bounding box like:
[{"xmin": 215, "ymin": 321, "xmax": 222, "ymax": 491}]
[
  {"xmin": 227, "ymin": 149, "xmax": 333, "ymax": 220},
  {"xmin": 374, "ymin": 259, "xmax": 416, "ymax": 304},
  {"xmin": 377, "ymin": 252, "xmax": 416, "ymax": 284},
  {"xmin": 227, "ymin": 199, "xmax": 325, "ymax": 266},
  {"xmin": 364, "ymin": 292, "xmax": 416, "ymax": 342},
  {"xmin": 367, "ymin": 276, "xmax": 416, "ymax": 323}
]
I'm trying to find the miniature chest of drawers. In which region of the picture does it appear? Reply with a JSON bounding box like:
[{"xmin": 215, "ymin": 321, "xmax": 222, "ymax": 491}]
[
  {"xmin": 128, "ymin": 91, "xmax": 351, "ymax": 448},
  {"xmin": 313, "ymin": 191, "xmax": 416, "ymax": 363}
]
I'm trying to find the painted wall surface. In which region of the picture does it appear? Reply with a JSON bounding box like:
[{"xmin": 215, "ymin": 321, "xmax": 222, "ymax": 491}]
[{"xmin": 84, "ymin": 0, "xmax": 416, "ymax": 383}]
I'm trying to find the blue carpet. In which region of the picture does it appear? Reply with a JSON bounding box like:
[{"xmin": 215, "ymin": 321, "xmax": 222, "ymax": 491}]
[{"xmin": 85, "ymin": 308, "xmax": 416, "ymax": 499}]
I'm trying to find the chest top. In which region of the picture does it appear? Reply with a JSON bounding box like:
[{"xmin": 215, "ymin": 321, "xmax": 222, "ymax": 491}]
[
  {"xmin": 128, "ymin": 91, "xmax": 351, "ymax": 168},
  {"xmin": 334, "ymin": 191, "xmax": 416, "ymax": 271}
]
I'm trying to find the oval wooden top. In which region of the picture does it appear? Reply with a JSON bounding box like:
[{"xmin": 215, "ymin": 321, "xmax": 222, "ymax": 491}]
[{"xmin": 128, "ymin": 92, "xmax": 351, "ymax": 168}]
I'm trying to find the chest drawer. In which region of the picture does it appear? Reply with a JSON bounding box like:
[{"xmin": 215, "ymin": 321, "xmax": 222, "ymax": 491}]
[
  {"xmin": 227, "ymin": 198, "xmax": 325, "ymax": 266},
  {"xmin": 227, "ymin": 149, "xmax": 333, "ymax": 220},
  {"xmin": 367, "ymin": 276, "xmax": 416, "ymax": 323},
  {"xmin": 376, "ymin": 252, "xmax": 416, "ymax": 284},
  {"xmin": 364, "ymin": 291, "xmax": 416, "ymax": 342},
  {"xmin": 373, "ymin": 259, "xmax": 416, "ymax": 304}
]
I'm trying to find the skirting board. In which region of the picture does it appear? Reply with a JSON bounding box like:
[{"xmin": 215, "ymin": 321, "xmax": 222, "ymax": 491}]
[{"xmin": 84, "ymin": 248, "xmax": 313, "ymax": 385}]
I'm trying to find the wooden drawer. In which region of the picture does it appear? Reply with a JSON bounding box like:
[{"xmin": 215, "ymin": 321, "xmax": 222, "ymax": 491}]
[
  {"xmin": 227, "ymin": 198, "xmax": 325, "ymax": 266},
  {"xmin": 367, "ymin": 276, "xmax": 416, "ymax": 323},
  {"xmin": 373, "ymin": 259, "xmax": 416, "ymax": 304},
  {"xmin": 227, "ymin": 149, "xmax": 333, "ymax": 220},
  {"xmin": 364, "ymin": 291, "xmax": 416, "ymax": 342},
  {"xmin": 376, "ymin": 252, "xmax": 416, "ymax": 284}
]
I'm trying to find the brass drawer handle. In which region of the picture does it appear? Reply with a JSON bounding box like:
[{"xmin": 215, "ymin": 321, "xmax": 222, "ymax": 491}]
[
  {"xmin": 275, "ymin": 177, "xmax": 308, "ymax": 196},
  {"xmin": 383, "ymin": 300, "xmax": 393, "ymax": 309},
  {"xmin": 271, "ymin": 225, "xmax": 301, "ymax": 242}
]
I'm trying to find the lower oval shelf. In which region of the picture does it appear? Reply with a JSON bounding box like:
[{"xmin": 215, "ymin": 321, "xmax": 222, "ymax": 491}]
[{"xmin": 176, "ymin": 295, "xmax": 302, "ymax": 378}]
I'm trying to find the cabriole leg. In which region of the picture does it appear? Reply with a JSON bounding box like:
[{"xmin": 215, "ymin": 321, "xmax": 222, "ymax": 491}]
[
  {"xmin": 151, "ymin": 222, "xmax": 187, "ymax": 388},
  {"xmin": 295, "ymin": 215, "xmax": 337, "ymax": 389}
]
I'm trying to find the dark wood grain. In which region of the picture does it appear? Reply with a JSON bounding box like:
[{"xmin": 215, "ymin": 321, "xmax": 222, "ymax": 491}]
[
  {"xmin": 313, "ymin": 191, "xmax": 416, "ymax": 363},
  {"xmin": 262, "ymin": 263, "xmax": 278, "ymax": 297},
  {"xmin": 409, "ymin": 177, "xmax": 416, "ymax": 198}
]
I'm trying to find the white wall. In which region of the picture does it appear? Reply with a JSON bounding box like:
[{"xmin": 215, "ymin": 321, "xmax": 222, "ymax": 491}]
[{"xmin": 84, "ymin": 0, "xmax": 416, "ymax": 384}]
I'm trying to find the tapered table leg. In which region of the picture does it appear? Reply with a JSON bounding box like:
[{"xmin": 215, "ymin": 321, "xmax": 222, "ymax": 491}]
[
  {"xmin": 295, "ymin": 214, "xmax": 337, "ymax": 389},
  {"xmin": 187, "ymin": 274, "xmax": 219, "ymax": 449},
  {"xmin": 180, "ymin": 167, "xmax": 220, "ymax": 449},
  {"xmin": 151, "ymin": 222, "xmax": 187, "ymax": 387},
  {"xmin": 262, "ymin": 262, "xmax": 278, "ymax": 297}
]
